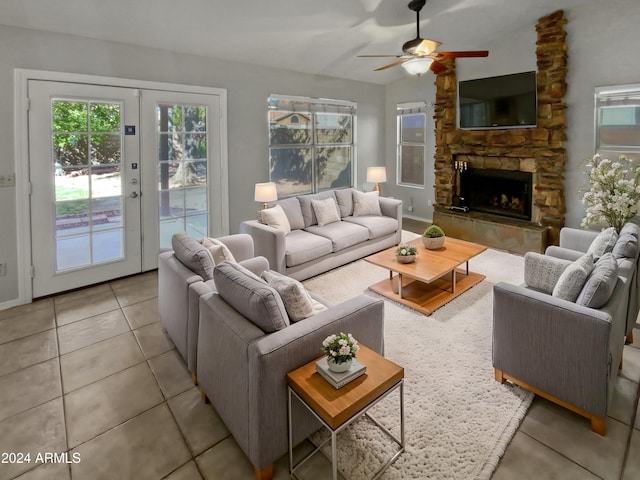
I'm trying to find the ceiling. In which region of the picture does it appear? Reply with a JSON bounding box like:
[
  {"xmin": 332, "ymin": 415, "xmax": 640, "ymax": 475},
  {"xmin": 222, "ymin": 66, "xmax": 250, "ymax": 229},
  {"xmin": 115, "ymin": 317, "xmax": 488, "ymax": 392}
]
[{"xmin": 0, "ymin": 0, "xmax": 593, "ymax": 85}]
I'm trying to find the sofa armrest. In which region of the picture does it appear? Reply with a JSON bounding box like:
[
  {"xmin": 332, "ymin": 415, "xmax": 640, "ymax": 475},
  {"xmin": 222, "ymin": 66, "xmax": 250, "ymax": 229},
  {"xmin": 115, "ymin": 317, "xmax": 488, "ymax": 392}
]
[
  {"xmin": 218, "ymin": 233, "xmax": 255, "ymax": 262},
  {"xmin": 239, "ymin": 220, "xmax": 287, "ymax": 273},
  {"xmin": 238, "ymin": 256, "xmax": 270, "ymax": 277},
  {"xmin": 379, "ymin": 196, "xmax": 402, "ymax": 221},
  {"xmin": 493, "ymin": 281, "xmax": 612, "ymax": 417},
  {"xmin": 544, "ymin": 245, "xmax": 584, "ymax": 261},
  {"xmin": 558, "ymin": 227, "xmax": 599, "ymax": 252}
]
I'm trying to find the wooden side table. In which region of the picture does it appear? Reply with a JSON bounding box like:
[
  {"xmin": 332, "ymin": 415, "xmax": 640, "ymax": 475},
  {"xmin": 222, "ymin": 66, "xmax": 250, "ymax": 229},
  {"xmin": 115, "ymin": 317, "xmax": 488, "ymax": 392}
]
[{"xmin": 286, "ymin": 345, "xmax": 404, "ymax": 480}]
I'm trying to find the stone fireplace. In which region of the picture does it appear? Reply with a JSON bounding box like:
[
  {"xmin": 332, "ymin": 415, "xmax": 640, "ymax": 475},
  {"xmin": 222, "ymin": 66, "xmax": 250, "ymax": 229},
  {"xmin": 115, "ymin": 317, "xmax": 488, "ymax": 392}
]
[{"xmin": 432, "ymin": 10, "xmax": 568, "ymax": 253}]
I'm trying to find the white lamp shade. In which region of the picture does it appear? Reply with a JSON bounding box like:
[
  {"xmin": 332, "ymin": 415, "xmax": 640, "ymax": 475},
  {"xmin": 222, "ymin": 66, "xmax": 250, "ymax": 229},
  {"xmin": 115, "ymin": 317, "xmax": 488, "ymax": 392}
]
[
  {"xmin": 401, "ymin": 57, "xmax": 433, "ymax": 76},
  {"xmin": 254, "ymin": 182, "xmax": 278, "ymax": 203},
  {"xmin": 366, "ymin": 167, "xmax": 387, "ymax": 183}
]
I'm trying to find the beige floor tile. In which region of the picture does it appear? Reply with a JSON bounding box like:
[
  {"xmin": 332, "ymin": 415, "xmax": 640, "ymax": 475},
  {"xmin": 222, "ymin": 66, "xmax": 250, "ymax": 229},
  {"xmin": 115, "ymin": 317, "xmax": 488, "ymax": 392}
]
[
  {"xmin": 620, "ymin": 345, "xmax": 640, "ymax": 383},
  {"xmin": 53, "ymin": 283, "xmax": 111, "ymax": 306},
  {"xmin": 0, "ymin": 298, "xmax": 53, "ymax": 321},
  {"xmin": 168, "ymin": 387, "xmax": 230, "ymax": 456},
  {"xmin": 70, "ymin": 404, "xmax": 190, "ymax": 480},
  {"xmin": 55, "ymin": 288, "xmax": 120, "ymax": 327},
  {"xmin": 0, "ymin": 398, "xmax": 66, "ymax": 480},
  {"xmin": 0, "ymin": 330, "xmax": 58, "ymax": 377},
  {"xmin": 13, "ymin": 462, "xmax": 70, "ymax": 480},
  {"xmin": 133, "ymin": 322, "xmax": 174, "ymax": 359},
  {"xmin": 0, "ymin": 307, "xmax": 55, "ymax": 345},
  {"xmin": 165, "ymin": 461, "xmax": 203, "ymax": 480},
  {"xmin": 520, "ymin": 397, "xmax": 629, "ymax": 480},
  {"xmin": 65, "ymin": 362, "xmax": 164, "ymax": 448},
  {"xmin": 273, "ymin": 440, "xmax": 320, "ymax": 480},
  {"xmin": 60, "ymin": 332, "xmax": 144, "ymax": 393},
  {"xmin": 492, "ymin": 431, "xmax": 599, "ymax": 479},
  {"xmin": 148, "ymin": 349, "xmax": 193, "ymax": 399},
  {"xmin": 623, "ymin": 429, "xmax": 640, "ymax": 479},
  {"xmin": 0, "ymin": 358, "xmax": 61, "ymax": 422},
  {"xmin": 57, "ymin": 309, "xmax": 130, "ymax": 355},
  {"xmin": 608, "ymin": 375, "xmax": 639, "ymax": 426},
  {"xmin": 196, "ymin": 437, "xmax": 256, "ymax": 480},
  {"xmin": 122, "ymin": 297, "xmax": 160, "ymax": 329},
  {"xmin": 111, "ymin": 271, "xmax": 158, "ymax": 307}
]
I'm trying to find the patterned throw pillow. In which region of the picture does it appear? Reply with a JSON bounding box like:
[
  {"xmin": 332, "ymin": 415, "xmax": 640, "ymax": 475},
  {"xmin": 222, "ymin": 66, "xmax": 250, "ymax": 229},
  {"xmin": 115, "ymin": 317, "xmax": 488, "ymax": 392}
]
[
  {"xmin": 311, "ymin": 198, "xmax": 341, "ymax": 226},
  {"xmin": 261, "ymin": 270, "xmax": 316, "ymax": 322},
  {"xmin": 352, "ymin": 190, "xmax": 382, "ymax": 217},
  {"xmin": 261, "ymin": 204, "xmax": 291, "ymax": 235},
  {"xmin": 523, "ymin": 252, "xmax": 572, "ymax": 294},
  {"xmin": 552, "ymin": 253, "xmax": 594, "ymax": 302}
]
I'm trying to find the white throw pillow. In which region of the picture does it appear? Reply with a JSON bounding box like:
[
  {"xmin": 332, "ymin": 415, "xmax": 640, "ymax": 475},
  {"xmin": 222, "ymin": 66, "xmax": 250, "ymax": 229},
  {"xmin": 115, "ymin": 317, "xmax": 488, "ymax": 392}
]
[
  {"xmin": 202, "ymin": 237, "xmax": 236, "ymax": 264},
  {"xmin": 587, "ymin": 227, "xmax": 618, "ymax": 259},
  {"xmin": 261, "ymin": 204, "xmax": 291, "ymax": 235},
  {"xmin": 261, "ymin": 270, "xmax": 316, "ymax": 322},
  {"xmin": 552, "ymin": 253, "xmax": 594, "ymax": 302},
  {"xmin": 311, "ymin": 198, "xmax": 341, "ymax": 226},
  {"xmin": 352, "ymin": 190, "xmax": 382, "ymax": 217}
]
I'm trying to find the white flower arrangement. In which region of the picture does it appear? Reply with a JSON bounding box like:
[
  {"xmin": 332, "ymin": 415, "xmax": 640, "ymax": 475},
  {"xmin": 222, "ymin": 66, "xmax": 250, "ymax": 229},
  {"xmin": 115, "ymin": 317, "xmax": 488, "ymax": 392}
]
[
  {"xmin": 321, "ymin": 332, "xmax": 360, "ymax": 364},
  {"xmin": 581, "ymin": 153, "xmax": 640, "ymax": 233},
  {"xmin": 395, "ymin": 244, "xmax": 418, "ymax": 256}
]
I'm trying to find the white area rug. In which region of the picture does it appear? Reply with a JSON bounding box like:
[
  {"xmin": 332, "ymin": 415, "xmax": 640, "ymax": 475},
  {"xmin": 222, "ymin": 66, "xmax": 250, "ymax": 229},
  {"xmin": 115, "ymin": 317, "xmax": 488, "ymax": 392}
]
[{"xmin": 302, "ymin": 233, "xmax": 533, "ymax": 479}]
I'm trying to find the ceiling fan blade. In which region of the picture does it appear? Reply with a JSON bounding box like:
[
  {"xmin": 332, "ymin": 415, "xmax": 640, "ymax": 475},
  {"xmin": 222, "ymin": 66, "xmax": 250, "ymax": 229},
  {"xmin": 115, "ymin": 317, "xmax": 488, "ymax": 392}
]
[
  {"xmin": 414, "ymin": 38, "xmax": 442, "ymax": 56},
  {"xmin": 357, "ymin": 54, "xmax": 406, "ymax": 58},
  {"xmin": 374, "ymin": 59, "xmax": 409, "ymax": 71},
  {"xmin": 432, "ymin": 50, "xmax": 489, "ymax": 59},
  {"xmin": 429, "ymin": 60, "xmax": 447, "ymax": 74}
]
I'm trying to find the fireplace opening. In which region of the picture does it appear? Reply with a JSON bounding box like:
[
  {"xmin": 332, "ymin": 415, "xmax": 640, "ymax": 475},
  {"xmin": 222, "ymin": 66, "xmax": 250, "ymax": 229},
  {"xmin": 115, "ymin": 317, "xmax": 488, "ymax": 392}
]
[{"xmin": 459, "ymin": 168, "xmax": 532, "ymax": 221}]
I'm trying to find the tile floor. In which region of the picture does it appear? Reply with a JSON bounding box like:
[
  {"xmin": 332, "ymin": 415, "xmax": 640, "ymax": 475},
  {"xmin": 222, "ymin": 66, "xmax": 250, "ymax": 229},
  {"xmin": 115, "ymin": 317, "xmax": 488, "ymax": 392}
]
[{"xmin": 1, "ymin": 264, "xmax": 640, "ymax": 479}]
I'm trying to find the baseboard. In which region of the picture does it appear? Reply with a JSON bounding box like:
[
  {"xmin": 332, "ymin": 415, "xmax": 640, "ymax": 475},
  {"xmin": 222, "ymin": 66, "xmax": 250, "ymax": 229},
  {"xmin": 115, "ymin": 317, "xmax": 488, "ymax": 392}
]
[
  {"xmin": 0, "ymin": 298, "xmax": 23, "ymax": 312},
  {"xmin": 403, "ymin": 213, "xmax": 433, "ymax": 223}
]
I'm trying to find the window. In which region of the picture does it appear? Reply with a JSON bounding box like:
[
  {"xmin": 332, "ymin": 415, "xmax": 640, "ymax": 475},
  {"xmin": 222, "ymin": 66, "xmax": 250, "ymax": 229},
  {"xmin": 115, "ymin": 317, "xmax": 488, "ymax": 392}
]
[
  {"xmin": 595, "ymin": 85, "xmax": 640, "ymax": 161},
  {"xmin": 268, "ymin": 95, "xmax": 355, "ymax": 197},
  {"xmin": 397, "ymin": 102, "xmax": 427, "ymax": 187}
]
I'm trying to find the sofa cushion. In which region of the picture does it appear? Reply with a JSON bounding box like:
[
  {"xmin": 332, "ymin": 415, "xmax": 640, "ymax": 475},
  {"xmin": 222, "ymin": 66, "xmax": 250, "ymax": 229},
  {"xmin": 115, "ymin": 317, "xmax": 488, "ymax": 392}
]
[
  {"xmin": 202, "ymin": 237, "xmax": 236, "ymax": 263},
  {"xmin": 304, "ymin": 222, "xmax": 369, "ymax": 252},
  {"xmin": 587, "ymin": 227, "xmax": 618, "ymax": 259},
  {"xmin": 298, "ymin": 191, "xmax": 337, "ymax": 227},
  {"xmin": 311, "ymin": 197, "xmax": 341, "ymax": 226},
  {"xmin": 576, "ymin": 253, "xmax": 619, "ymax": 308},
  {"xmin": 612, "ymin": 233, "xmax": 639, "ymax": 260},
  {"xmin": 334, "ymin": 188, "xmax": 355, "ymax": 218},
  {"xmin": 271, "ymin": 197, "xmax": 305, "ymax": 230},
  {"xmin": 284, "ymin": 230, "xmax": 333, "ymax": 267},
  {"xmin": 343, "ymin": 215, "xmax": 398, "ymax": 240},
  {"xmin": 261, "ymin": 204, "xmax": 291, "ymax": 235},
  {"xmin": 171, "ymin": 233, "xmax": 215, "ymax": 280},
  {"xmin": 620, "ymin": 223, "xmax": 640, "ymax": 238},
  {"xmin": 213, "ymin": 262, "xmax": 289, "ymax": 333},
  {"xmin": 261, "ymin": 270, "xmax": 315, "ymax": 322},
  {"xmin": 353, "ymin": 190, "xmax": 382, "ymax": 217},
  {"xmin": 552, "ymin": 253, "xmax": 594, "ymax": 302},
  {"xmin": 523, "ymin": 252, "xmax": 572, "ymax": 294}
]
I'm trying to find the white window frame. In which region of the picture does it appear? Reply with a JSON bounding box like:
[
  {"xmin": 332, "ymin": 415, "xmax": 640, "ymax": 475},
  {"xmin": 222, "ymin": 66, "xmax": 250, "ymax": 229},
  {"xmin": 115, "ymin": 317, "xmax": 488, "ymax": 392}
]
[
  {"xmin": 397, "ymin": 102, "xmax": 427, "ymax": 188},
  {"xmin": 595, "ymin": 83, "xmax": 640, "ymax": 157}
]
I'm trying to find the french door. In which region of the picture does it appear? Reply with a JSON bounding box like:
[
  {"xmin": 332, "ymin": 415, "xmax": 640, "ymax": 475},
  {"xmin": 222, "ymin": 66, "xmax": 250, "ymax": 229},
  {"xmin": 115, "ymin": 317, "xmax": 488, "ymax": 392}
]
[{"xmin": 28, "ymin": 80, "xmax": 226, "ymax": 297}]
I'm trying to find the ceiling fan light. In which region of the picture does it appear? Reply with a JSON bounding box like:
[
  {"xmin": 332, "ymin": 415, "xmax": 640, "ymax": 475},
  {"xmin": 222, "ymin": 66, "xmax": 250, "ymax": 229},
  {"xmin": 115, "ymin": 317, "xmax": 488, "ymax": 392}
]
[{"xmin": 402, "ymin": 57, "xmax": 433, "ymax": 76}]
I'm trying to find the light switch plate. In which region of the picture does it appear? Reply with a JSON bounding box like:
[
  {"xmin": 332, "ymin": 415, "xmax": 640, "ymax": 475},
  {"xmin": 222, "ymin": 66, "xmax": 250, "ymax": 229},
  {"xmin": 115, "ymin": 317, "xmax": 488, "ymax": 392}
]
[{"xmin": 0, "ymin": 173, "xmax": 15, "ymax": 187}]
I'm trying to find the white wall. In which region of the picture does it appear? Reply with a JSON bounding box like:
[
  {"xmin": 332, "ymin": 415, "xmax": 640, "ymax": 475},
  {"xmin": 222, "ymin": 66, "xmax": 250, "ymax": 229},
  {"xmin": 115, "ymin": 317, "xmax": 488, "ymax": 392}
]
[
  {"xmin": 384, "ymin": 0, "xmax": 640, "ymax": 229},
  {"xmin": 0, "ymin": 24, "xmax": 385, "ymax": 306}
]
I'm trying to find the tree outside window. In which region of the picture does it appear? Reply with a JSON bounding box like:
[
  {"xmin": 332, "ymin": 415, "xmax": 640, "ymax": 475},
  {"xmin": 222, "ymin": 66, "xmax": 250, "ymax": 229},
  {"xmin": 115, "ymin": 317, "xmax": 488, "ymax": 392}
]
[{"xmin": 397, "ymin": 102, "xmax": 427, "ymax": 187}]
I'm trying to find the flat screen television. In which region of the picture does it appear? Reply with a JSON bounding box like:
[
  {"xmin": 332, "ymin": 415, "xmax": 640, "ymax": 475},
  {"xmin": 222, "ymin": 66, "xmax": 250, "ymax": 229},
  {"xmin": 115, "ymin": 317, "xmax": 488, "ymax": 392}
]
[{"xmin": 458, "ymin": 71, "xmax": 537, "ymax": 129}]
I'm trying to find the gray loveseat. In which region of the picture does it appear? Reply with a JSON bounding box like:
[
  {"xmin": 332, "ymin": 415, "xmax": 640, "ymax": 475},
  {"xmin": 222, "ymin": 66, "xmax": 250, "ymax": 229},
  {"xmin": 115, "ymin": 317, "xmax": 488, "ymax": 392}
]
[
  {"xmin": 493, "ymin": 222, "xmax": 640, "ymax": 435},
  {"xmin": 239, "ymin": 188, "xmax": 402, "ymax": 281},
  {"xmin": 196, "ymin": 260, "xmax": 385, "ymax": 479}
]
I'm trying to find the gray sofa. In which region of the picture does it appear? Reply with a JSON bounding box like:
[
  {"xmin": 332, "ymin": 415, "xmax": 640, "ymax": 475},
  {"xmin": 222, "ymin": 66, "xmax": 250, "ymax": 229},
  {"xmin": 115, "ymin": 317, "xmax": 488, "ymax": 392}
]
[
  {"xmin": 493, "ymin": 223, "xmax": 640, "ymax": 435},
  {"xmin": 158, "ymin": 233, "xmax": 268, "ymax": 379},
  {"xmin": 196, "ymin": 260, "xmax": 385, "ymax": 479},
  {"xmin": 239, "ymin": 188, "xmax": 402, "ymax": 281}
]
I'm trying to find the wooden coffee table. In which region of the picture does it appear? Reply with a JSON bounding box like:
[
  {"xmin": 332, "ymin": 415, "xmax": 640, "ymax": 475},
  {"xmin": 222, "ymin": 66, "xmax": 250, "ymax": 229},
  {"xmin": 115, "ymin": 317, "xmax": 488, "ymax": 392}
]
[{"xmin": 364, "ymin": 237, "xmax": 487, "ymax": 315}]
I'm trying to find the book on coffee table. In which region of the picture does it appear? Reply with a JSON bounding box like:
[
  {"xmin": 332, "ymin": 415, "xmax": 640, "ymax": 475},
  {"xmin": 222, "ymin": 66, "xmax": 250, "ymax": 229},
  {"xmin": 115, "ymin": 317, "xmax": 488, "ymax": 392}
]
[{"xmin": 315, "ymin": 357, "xmax": 367, "ymax": 389}]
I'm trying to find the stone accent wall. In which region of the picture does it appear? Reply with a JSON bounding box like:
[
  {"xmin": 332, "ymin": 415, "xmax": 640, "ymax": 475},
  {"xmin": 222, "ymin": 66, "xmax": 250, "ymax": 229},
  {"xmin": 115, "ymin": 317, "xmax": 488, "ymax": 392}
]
[{"xmin": 433, "ymin": 10, "xmax": 568, "ymax": 245}]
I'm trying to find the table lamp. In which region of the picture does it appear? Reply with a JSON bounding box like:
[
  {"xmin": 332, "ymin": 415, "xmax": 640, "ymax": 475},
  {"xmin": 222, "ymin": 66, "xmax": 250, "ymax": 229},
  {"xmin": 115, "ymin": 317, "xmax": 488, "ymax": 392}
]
[
  {"xmin": 366, "ymin": 167, "xmax": 387, "ymax": 196},
  {"xmin": 254, "ymin": 182, "xmax": 278, "ymax": 209}
]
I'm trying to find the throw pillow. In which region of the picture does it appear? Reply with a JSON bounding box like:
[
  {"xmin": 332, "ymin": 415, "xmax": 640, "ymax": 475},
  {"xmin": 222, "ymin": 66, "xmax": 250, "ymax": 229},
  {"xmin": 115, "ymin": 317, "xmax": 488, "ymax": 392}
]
[
  {"xmin": 223, "ymin": 260, "xmax": 266, "ymax": 284},
  {"xmin": 576, "ymin": 253, "xmax": 619, "ymax": 308},
  {"xmin": 311, "ymin": 198, "xmax": 341, "ymax": 227},
  {"xmin": 334, "ymin": 188, "xmax": 355, "ymax": 218},
  {"xmin": 587, "ymin": 227, "xmax": 618, "ymax": 259},
  {"xmin": 552, "ymin": 253, "xmax": 594, "ymax": 302},
  {"xmin": 261, "ymin": 204, "xmax": 291, "ymax": 235},
  {"xmin": 352, "ymin": 190, "xmax": 382, "ymax": 217},
  {"xmin": 523, "ymin": 252, "xmax": 572, "ymax": 294},
  {"xmin": 213, "ymin": 262, "xmax": 288, "ymax": 333},
  {"xmin": 261, "ymin": 270, "xmax": 315, "ymax": 321},
  {"xmin": 620, "ymin": 223, "xmax": 640, "ymax": 239},
  {"xmin": 171, "ymin": 233, "xmax": 215, "ymax": 280},
  {"xmin": 612, "ymin": 233, "xmax": 639, "ymax": 260},
  {"xmin": 202, "ymin": 237, "xmax": 236, "ymax": 263}
]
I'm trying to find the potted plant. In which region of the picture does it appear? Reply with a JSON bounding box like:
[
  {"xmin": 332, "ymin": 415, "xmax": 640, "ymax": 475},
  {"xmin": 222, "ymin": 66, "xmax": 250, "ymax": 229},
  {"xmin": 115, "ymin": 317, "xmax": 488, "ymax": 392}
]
[
  {"xmin": 395, "ymin": 244, "xmax": 417, "ymax": 263},
  {"xmin": 321, "ymin": 332, "xmax": 360, "ymax": 372},
  {"xmin": 422, "ymin": 225, "xmax": 446, "ymax": 249}
]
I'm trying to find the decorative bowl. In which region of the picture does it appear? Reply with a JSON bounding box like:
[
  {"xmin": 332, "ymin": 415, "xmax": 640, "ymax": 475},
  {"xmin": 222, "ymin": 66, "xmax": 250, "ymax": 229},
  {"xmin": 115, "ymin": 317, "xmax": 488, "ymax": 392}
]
[
  {"xmin": 422, "ymin": 236, "xmax": 445, "ymax": 250},
  {"xmin": 396, "ymin": 254, "xmax": 416, "ymax": 264}
]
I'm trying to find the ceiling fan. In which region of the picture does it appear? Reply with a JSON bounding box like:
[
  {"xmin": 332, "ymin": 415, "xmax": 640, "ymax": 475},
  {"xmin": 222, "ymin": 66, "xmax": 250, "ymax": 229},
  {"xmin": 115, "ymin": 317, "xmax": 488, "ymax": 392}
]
[{"xmin": 358, "ymin": 0, "xmax": 488, "ymax": 75}]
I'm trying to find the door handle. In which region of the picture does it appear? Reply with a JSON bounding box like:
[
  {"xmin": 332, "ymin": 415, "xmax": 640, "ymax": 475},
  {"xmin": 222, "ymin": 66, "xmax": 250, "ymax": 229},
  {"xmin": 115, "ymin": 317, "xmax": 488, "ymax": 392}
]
[{"xmin": 130, "ymin": 191, "xmax": 139, "ymax": 198}]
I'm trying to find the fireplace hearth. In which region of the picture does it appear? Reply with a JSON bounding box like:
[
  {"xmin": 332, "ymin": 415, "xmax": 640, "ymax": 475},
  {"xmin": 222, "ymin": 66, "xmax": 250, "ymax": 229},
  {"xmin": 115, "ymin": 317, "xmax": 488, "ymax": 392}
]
[{"xmin": 460, "ymin": 168, "xmax": 532, "ymax": 221}]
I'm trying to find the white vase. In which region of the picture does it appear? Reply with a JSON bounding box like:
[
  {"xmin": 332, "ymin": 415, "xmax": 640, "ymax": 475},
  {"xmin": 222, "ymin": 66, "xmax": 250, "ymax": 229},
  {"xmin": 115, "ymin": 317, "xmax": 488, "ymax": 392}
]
[{"xmin": 328, "ymin": 357, "xmax": 353, "ymax": 373}]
